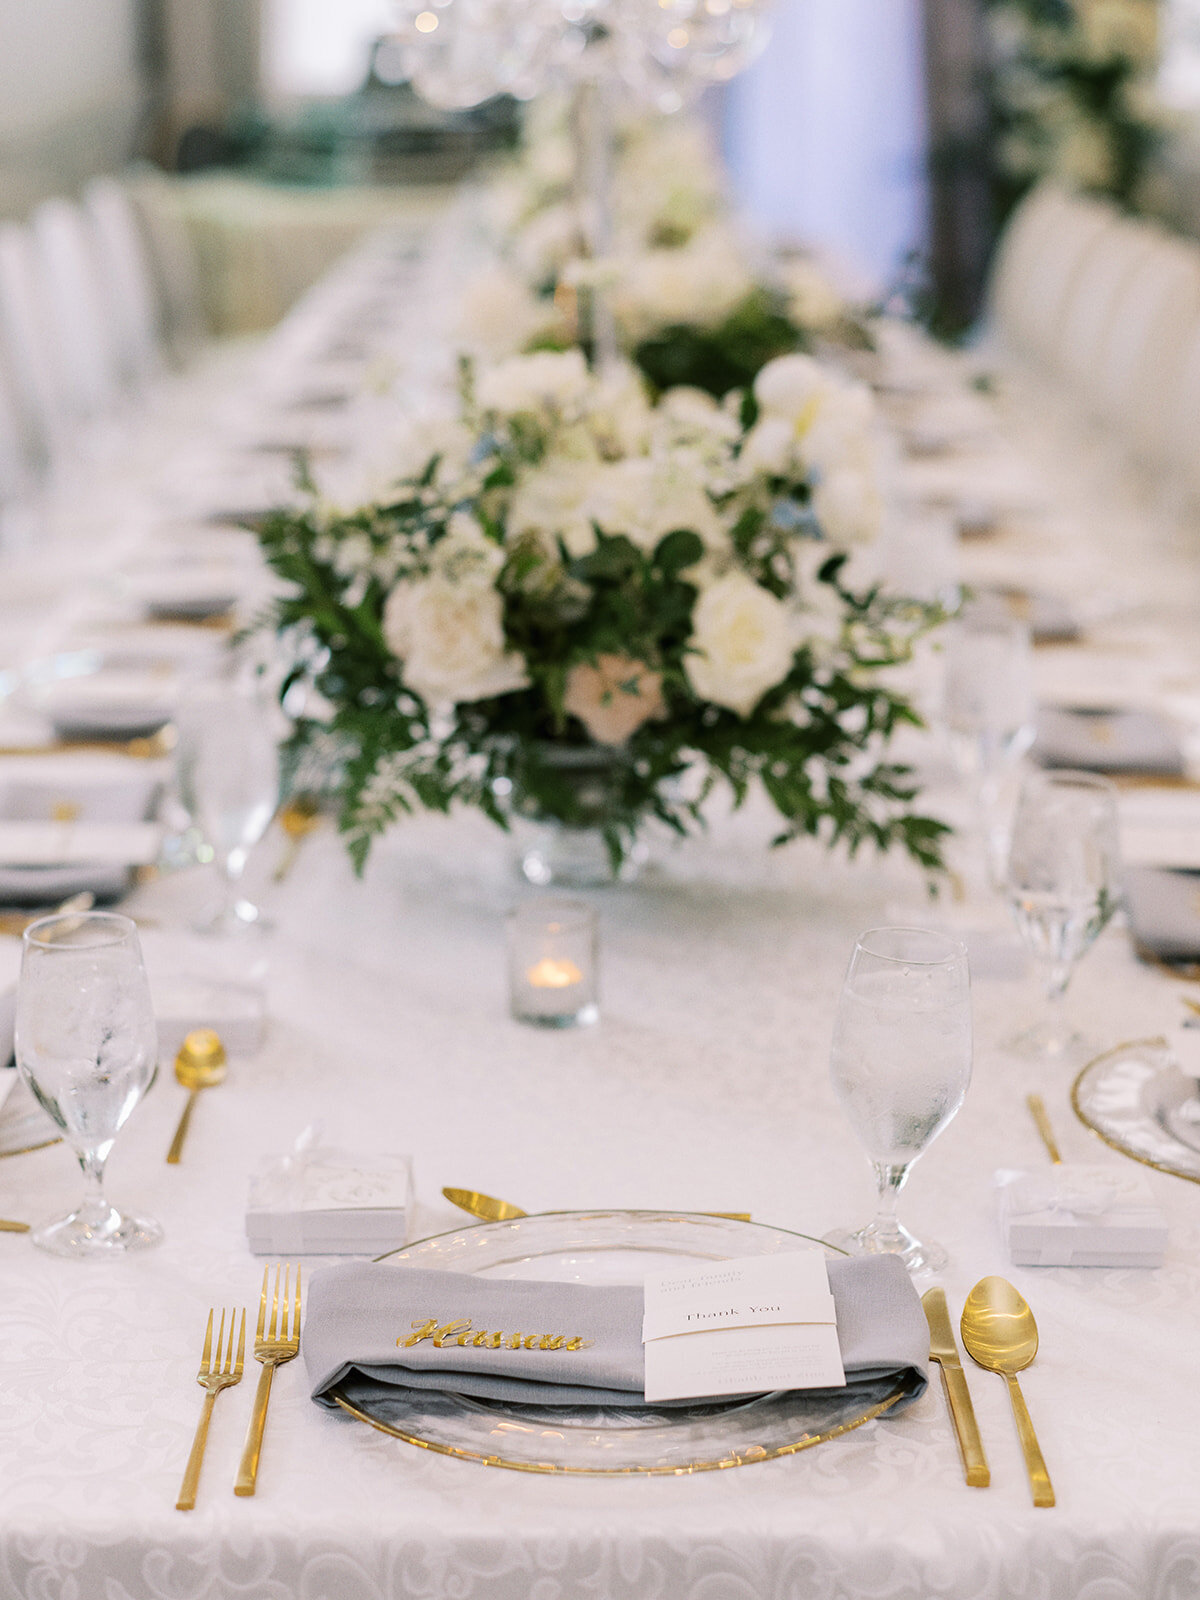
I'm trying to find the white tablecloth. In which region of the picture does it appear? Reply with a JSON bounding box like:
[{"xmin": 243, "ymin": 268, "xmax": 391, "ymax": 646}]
[{"xmin": 2, "ymin": 210, "xmax": 1200, "ymax": 1600}]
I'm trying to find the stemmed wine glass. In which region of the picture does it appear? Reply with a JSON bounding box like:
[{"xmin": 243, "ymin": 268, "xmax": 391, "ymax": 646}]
[
  {"xmin": 1005, "ymin": 769, "xmax": 1122, "ymax": 1058},
  {"xmin": 15, "ymin": 911, "xmax": 162, "ymax": 1256},
  {"xmin": 175, "ymin": 671, "xmax": 281, "ymax": 935},
  {"xmin": 941, "ymin": 611, "xmax": 1036, "ymax": 888},
  {"xmin": 828, "ymin": 927, "xmax": 973, "ymax": 1275}
]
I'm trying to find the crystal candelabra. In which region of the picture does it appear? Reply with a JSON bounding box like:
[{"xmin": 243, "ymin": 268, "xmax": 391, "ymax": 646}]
[{"xmin": 392, "ymin": 0, "xmax": 774, "ymax": 361}]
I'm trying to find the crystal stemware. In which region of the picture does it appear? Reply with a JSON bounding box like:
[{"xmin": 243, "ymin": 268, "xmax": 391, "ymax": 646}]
[
  {"xmin": 175, "ymin": 673, "xmax": 280, "ymax": 935},
  {"xmin": 15, "ymin": 911, "xmax": 162, "ymax": 1256},
  {"xmin": 827, "ymin": 926, "xmax": 972, "ymax": 1275},
  {"xmin": 1005, "ymin": 768, "xmax": 1122, "ymax": 1058},
  {"xmin": 941, "ymin": 611, "xmax": 1036, "ymax": 888}
]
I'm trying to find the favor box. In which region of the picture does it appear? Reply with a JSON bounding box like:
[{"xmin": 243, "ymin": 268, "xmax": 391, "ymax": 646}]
[
  {"xmin": 996, "ymin": 1165, "xmax": 1167, "ymax": 1268},
  {"xmin": 247, "ymin": 1146, "xmax": 412, "ymax": 1255}
]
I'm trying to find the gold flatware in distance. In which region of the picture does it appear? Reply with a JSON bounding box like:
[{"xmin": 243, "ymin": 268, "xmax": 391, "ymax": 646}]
[
  {"xmin": 921, "ymin": 1287, "xmax": 989, "ymax": 1487},
  {"xmin": 0, "ymin": 891, "xmax": 95, "ymax": 941},
  {"xmin": 1026, "ymin": 1094, "xmax": 1063, "ymax": 1165},
  {"xmin": 176, "ymin": 1306, "xmax": 245, "ymax": 1511},
  {"xmin": 960, "ymin": 1276, "xmax": 1055, "ymax": 1508},
  {"xmin": 166, "ymin": 1030, "xmax": 228, "ymax": 1165},
  {"xmin": 272, "ymin": 794, "xmax": 322, "ymax": 883},
  {"xmin": 234, "ymin": 1263, "xmax": 302, "ymax": 1497},
  {"xmin": 0, "ymin": 1219, "xmax": 29, "ymax": 1232},
  {"xmin": 442, "ymin": 1187, "xmax": 751, "ymax": 1223}
]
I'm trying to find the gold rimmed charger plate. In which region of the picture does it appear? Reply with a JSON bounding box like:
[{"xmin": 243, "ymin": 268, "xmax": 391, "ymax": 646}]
[
  {"xmin": 1072, "ymin": 1036, "xmax": 1200, "ymax": 1185},
  {"xmin": 328, "ymin": 1210, "xmax": 915, "ymax": 1476}
]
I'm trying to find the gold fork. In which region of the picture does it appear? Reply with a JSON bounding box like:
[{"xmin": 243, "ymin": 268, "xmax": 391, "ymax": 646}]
[
  {"xmin": 234, "ymin": 1263, "xmax": 301, "ymax": 1497},
  {"xmin": 176, "ymin": 1307, "xmax": 245, "ymax": 1511}
]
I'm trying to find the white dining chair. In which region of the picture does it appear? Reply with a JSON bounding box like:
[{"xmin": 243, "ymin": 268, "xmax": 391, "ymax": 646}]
[
  {"xmin": 1162, "ymin": 313, "xmax": 1200, "ymax": 505},
  {"xmin": 986, "ymin": 183, "xmax": 1076, "ymax": 356},
  {"xmin": 119, "ymin": 165, "xmax": 208, "ymax": 367},
  {"xmin": 1014, "ymin": 194, "xmax": 1119, "ymax": 372},
  {"xmin": 0, "ymin": 221, "xmax": 76, "ymax": 473},
  {"xmin": 83, "ymin": 176, "xmax": 163, "ymax": 396},
  {"xmin": 29, "ymin": 197, "xmax": 125, "ymax": 431},
  {"xmin": 1052, "ymin": 216, "xmax": 1161, "ymax": 397},
  {"xmin": 1089, "ymin": 234, "xmax": 1200, "ymax": 463}
]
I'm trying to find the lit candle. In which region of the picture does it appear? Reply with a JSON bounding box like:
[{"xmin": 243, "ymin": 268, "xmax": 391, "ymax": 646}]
[
  {"xmin": 507, "ymin": 901, "xmax": 598, "ymax": 1028},
  {"xmin": 527, "ymin": 957, "xmax": 584, "ymax": 990}
]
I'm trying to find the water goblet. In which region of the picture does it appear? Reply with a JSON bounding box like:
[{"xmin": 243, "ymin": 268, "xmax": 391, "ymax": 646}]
[
  {"xmin": 175, "ymin": 673, "xmax": 280, "ymax": 935},
  {"xmin": 15, "ymin": 911, "xmax": 162, "ymax": 1256},
  {"xmin": 1005, "ymin": 768, "xmax": 1122, "ymax": 1058},
  {"xmin": 827, "ymin": 926, "xmax": 972, "ymax": 1275},
  {"xmin": 941, "ymin": 611, "xmax": 1036, "ymax": 888}
]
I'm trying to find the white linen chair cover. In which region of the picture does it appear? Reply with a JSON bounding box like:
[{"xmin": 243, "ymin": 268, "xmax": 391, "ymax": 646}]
[
  {"xmin": 29, "ymin": 198, "xmax": 125, "ymax": 429},
  {"xmin": 1053, "ymin": 217, "xmax": 1161, "ymax": 394},
  {"xmin": 986, "ymin": 183, "xmax": 1077, "ymax": 356},
  {"xmin": 1089, "ymin": 235, "xmax": 1200, "ymax": 463},
  {"xmin": 83, "ymin": 177, "xmax": 163, "ymax": 395},
  {"xmin": 1163, "ymin": 314, "xmax": 1200, "ymax": 502},
  {"xmin": 119, "ymin": 165, "xmax": 207, "ymax": 367},
  {"xmin": 1014, "ymin": 194, "xmax": 1118, "ymax": 370},
  {"xmin": 0, "ymin": 221, "xmax": 75, "ymax": 471}
]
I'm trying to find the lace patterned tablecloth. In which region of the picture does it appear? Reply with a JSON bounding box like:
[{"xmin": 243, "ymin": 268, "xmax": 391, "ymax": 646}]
[{"xmin": 1, "ymin": 798, "xmax": 1199, "ymax": 1600}]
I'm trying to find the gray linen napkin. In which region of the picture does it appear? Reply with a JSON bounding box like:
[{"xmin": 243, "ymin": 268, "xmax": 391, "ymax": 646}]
[
  {"xmin": 306, "ymin": 1253, "xmax": 928, "ymax": 1411},
  {"xmin": 1034, "ymin": 706, "xmax": 1184, "ymax": 776},
  {"xmin": 1125, "ymin": 866, "xmax": 1200, "ymax": 961},
  {"xmin": 0, "ymin": 987, "xmax": 12, "ymax": 1067}
]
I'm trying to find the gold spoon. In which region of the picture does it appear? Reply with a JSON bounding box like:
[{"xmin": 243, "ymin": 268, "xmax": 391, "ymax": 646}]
[
  {"xmin": 273, "ymin": 795, "xmax": 322, "ymax": 883},
  {"xmin": 960, "ymin": 1276, "xmax": 1055, "ymax": 1508},
  {"xmin": 442, "ymin": 1187, "xmax": 751, "ymax": 1223},
  {"xmin": 166, "ymin": 1031, "xmax": 228, "ymax": 1165},
  {"xmin": 0, "ymin": 1219, "xmax": 29, "ymax": 1233}
]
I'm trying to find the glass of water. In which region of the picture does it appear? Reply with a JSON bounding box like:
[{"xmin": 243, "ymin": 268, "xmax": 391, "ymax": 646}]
[
  {"xmin": 941, "ymin": 611, "xmax": 1036, "ymax": 887},
  {"xmin": 1005, "ymin": 769, "xmax": 1121, "ymax": 1058},
  {"xmin": 828, "ymin": 926, "xmax": 972, "ymax": 1275},
  {"xmin": 175, "ymin": 670, "xmax": 280, "ymax": 935},
  {"xmin": 15, "ymin": 911, "xmax": 162, "ymax": 1256}
]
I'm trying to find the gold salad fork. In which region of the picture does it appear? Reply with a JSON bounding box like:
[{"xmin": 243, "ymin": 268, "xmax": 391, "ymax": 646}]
[
  {"xmin": 234, "ymin": 1264, "xmax": 302, "ymax": 1496},
  {"xmin": 176, "ymin": 1307, "xmax": 245, "ymax": 1511}
]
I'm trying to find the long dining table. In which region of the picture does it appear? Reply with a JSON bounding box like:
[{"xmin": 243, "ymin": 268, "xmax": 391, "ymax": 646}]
[{"xmin": 1, "ymin": 208, "xmax": 1200, "ymax": 1600}]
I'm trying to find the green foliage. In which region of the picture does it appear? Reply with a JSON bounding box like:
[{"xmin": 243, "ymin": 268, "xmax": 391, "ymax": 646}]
[{"xmin": 633, "ymin": 289, "xmax": 809, "ymax": 399}]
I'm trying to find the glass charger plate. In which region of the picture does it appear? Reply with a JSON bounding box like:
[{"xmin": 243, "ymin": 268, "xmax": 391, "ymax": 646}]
[
  {"xmin": 1072, "ymin": 1036, "xmax": 1200, "ymax": 1184},
  {"xmin": 328, "ymin": 1210, "xmax": 915, "ymax": 1476}
]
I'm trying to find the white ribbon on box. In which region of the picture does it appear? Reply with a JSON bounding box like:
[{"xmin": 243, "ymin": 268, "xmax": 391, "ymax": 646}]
[{"xmin": 996, "ymin": 1165, "xmax": 1167, "ymax": 1267}]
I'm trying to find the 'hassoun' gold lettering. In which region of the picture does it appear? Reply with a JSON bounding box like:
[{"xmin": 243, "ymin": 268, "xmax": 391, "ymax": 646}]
[{"xmin": 399, "ymin": 1318, "xmax": 593, "ymax": 1352}]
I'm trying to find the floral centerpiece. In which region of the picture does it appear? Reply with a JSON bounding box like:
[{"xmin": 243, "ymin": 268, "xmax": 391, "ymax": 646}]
[
  {"xmin": 259, "ymin": 349, "xmax": 948, "ymax": 880},
  {"xmin": 458, "ymin": 110, "xmax": 870, "ymax": 398},
  {"xmin": 985, "ymin": 0, "xmax": 1164, "ymax": 214}
]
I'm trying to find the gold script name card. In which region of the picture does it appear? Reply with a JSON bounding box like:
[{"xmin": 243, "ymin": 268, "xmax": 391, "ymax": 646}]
[{"xmin": 399, "ymin": 1317, "xmax": 593, "ymax": 1352}]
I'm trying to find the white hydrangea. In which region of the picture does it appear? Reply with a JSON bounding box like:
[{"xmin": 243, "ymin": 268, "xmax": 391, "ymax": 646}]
[
  {"xmin": 584, "ymin": 453, "xmax": 727, "ymax": 553},
  {"xmin": 475, "ymin": 349, "xmax": 591, "ymax": 420},
  {"xmin": 508, "ymin": 457, "xmax": 604, "ymax": 559},
  {"xmin": 612, "ymin": 227, "xmax": 753, "ymax": 341},
  {"xmin": 458, "ymin": 266, "xmax": 558, "ymax": 358}
]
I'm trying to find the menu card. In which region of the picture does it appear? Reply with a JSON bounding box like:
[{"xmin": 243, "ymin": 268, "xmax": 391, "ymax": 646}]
[{"xmin": 641, "ymin": 1252, "xmax": 845, "ymax": 1403}]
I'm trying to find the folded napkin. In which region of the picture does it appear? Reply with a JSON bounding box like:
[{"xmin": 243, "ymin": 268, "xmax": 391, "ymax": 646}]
[
  {"xmin": 1125, "ymin": 865, "xmax": 1200, "ymax": 962},
  {"xmin": 306, "ymin": 1254, "xmax": 928, "ymax": 1412},
  {"xmin": 0, "ymin": 987, "xmax": 12, "ymax": 1067},
  {"xmin": 1034, "ymin": 706, "xmax": 1185, "ymax": 777},
  {"xmin": 0, "ymin": 861, "xmax": 133, "ymax": 906}
]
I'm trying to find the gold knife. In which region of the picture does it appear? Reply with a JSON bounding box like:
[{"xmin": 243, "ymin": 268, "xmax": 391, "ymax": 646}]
[
  {"xmin": 442, "ymin": 1187, "xmax": 751, "ymax": 1224},
  {"xmin": 922, "ymin": 1287, "xmax": 990, "ymax": 1487}
]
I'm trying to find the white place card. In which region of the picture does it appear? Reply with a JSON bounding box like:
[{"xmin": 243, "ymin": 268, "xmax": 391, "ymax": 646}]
[
  {"xmin": 0, "ymin": 821, "xmax": 163, "ymax": 867},
  {"xmin": 641, "ymin": 1252, "xmax": 845, "ymax": 1404}
]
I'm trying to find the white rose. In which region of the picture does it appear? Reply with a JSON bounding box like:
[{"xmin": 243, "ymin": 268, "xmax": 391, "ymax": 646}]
[
  {"xmin": 753, "ymin": 354, "xmax": 831, "ymax": 422},
  {"xmin": 799, "ymin": 384, "xmax": 876, "ymax": 476},
  {"xmin": 739, "ymin": 415, "xmax": 800, "ymax": 479},
  {"xmin": 614, "ymin": 229, "xmax": 752, "ymax": 340},
  {"xmin": 812, "ymin": 458, "xmax": 884, "ymax": 548},
  {"xmin": 685, "ymin": 571, "xmax": 796, "ymax": 716},
  {"xmin": 476, "ymin": 349, "xmax": 590, "ymax": 420},
  {"xmin": 784, "ymin": 259, "xmax": 845, "ymax": 332},
  {"xmin": 382, "ymin": 577, "xmax": 527, "ymax": 706}
]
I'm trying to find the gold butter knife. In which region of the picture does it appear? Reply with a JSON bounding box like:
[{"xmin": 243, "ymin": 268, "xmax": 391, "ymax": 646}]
[
  {"xmin": 442, "ymin": 1187, "xmax": 751, "ymax": 1224},
  {"xmin": 922, "ymin": 1287, "xmax": 990, "ymax": 1488}
]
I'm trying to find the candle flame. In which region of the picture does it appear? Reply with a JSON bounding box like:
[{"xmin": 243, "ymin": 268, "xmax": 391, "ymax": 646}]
[{"xmin": 527, "ymin": 957, "xmax": 583, "ymax": 990}]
